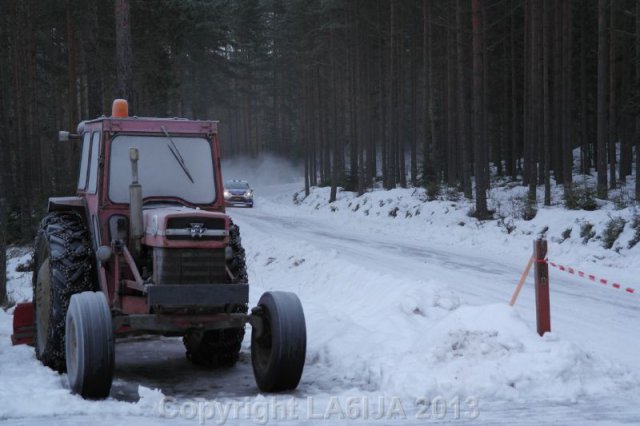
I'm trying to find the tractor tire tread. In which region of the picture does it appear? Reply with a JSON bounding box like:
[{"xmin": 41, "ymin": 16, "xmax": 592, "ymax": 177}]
[{"xmin": 33, "ymin": 211, "xmax": 95, "ymax": 373}]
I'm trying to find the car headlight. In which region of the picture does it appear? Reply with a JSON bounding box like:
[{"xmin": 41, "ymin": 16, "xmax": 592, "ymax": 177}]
[
  {"xmin": 244, "ymin": 191, "xmax": 252, "ymax": 197},
  {"xmin": 224, "ymin": 190, "xmax": 231, "ymax": 198}
]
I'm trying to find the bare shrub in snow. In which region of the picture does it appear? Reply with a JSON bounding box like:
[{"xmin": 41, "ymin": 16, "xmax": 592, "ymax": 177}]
[
  {"xmin": 426, "ymin": 182, "xmax": 440, "ymax": 201},
  {"xmin": 580, "ymin": 222, "xmax": 596, "ymax": 244},
  {"xmin": 510, "ymin": 194, "xmax": 536, "ymax": 220},
  {"xmin": 445, "ymin": 186, "xmax": 462, "ymax": 202},
  {"xmin": 602, "ymin": 217, "xmax": 626, "ymax": 249},
  {"xmin": 563, "ymin": 182, "xmax": 598, "ymax": 211},
  {"xmin": 497, "ymin": 217, "xmax": 516, "ymax": 234},
  {"xmin": 611, "ymin": 190, "xmax": 632, "ymax": 210},
  {"xmin": 628, "ymin": 213, "xmax": 640, "ymax": 249},
  {"xmin": 539, "ymin": 226, "xmax": 549, "ymax": 237}
]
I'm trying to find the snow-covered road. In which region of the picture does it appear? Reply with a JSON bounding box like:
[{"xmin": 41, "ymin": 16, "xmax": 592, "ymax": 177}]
[{"xmin": 1, "ymin": 182, "xmax": 639, "ymax": 425}]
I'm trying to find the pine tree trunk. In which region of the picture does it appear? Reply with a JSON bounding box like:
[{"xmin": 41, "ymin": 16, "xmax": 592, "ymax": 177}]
[
  {"xmin": 523, "ymin": 0, "xmax": 531, "ymax": 187},
  {"xmin": 619, "ymin": 47, "xmax": 633, "ymax": 179},
  {"xmin": 423, "ymin": 0, "xmax": 436, "ymax": 185},
  {"xmin": 397, "ymin": 28, "xmax": 406, "ymax": 189},
  {"xmin": 551, "ymin": 1, "xmax": 562, "ymax": 183},
  {"xmin": 366, "ymin": 36, "xmax": 377, "ymax": 188},
  {"xmin": 501, "ymin": 1, "xmax": 511, "ymax": 178},
  {"xmin": 330, "ymin": 24, "xmax": 339, "ymax": 203},
  {"xmin": 562, "ymin": 0, "xmax": 573, "ymax": 187},
  {"xmin": 528, "ymin": 0, "xmax": 539, "ymax": 204},
  {"xmin": 0, "ymin": 2, "xmax": 7, "ymax": 306},
  {"xmin": 0, "ymin": 172, "xmax": 6, "ymax": 307},
  {"xmin": 115, "ymin": 0, "xmax": 133, "ymax": 101},
  {"xmin": 310, "ymin": 71, "xmax": 318, "ymax": 187},
  {"xmin": 355, "ymin": 13, "xmax": 366, "ymax": 194},
  {"xmin": 447, "ymin": 16, "xmax": 458, "ymax": 187},
  {"xmin": 346, "ymin": 7, "xmax": 358, "ymax": 192},
  {"xmin": 579, "ymin": 3, "xmax": 590, "ymax": 175},
  {"xmin": 472, "ymin": 0, "xmax": 488, "ymax": 217},
  {"xmin": 608, "ymin": 0, "xmax": 617, "ymax": 188},
  {"xmin": 543, "ymin": 0, "xmax": 552, "ymax": 206},
  {"xmin": 0, "ymin": 216, "xmax": 6, "ymax": 307},
  {"xmin": 510, "ymin": 0, "xmax": 520, "ymax": 180},
  {"xmin": 636, "ymin": 0, "xmax": 640, "ymax": 201},
  {"xmin": 378, "ymin": 1, "xmax": 389, "ymax": 190},
  {"xmin": 410, "ymin": 29, "xmax": 418, "ymax": 187},
  {"xmin": 66, "ymin": 5, "xmax": 78, "ymax": 131},
  {"xmin": 388, "ymin": 0, "xmax": 398, "ymax": 189},
  {"xmin": 597, "ymin": 0, "xmax": 609, "ymax": 198},
  {"xmin": 457, "ymin": 0, "xmax": 472, "ymax": 199},
  {"xmin": 304, "ymin": 77, "xmax": 311, "ymax": 197}
]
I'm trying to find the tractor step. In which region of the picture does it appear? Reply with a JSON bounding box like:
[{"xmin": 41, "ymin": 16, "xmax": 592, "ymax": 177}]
[{"xmin": 11, "ymin": 302, "xmax": 35, "ymax": 346}]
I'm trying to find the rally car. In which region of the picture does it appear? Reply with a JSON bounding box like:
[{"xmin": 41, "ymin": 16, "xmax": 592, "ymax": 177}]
[{"xmin": 224, "ymin": 179, "xmax": 254, "ymax": 207}]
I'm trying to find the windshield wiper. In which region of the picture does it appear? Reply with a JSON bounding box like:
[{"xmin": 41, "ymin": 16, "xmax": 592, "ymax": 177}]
[{"xmin": 161, "ymin": 125, "xmax": 195, "ymax": 183}]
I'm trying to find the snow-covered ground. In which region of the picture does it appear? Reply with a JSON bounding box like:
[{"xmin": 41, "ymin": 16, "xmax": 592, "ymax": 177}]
[{"xmin": 1, "ymin": 175, "xmax": 639, "ymax": 425}]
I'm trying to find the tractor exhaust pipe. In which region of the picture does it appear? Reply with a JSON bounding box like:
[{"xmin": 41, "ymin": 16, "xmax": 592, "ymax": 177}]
[{"xmin": 129, "ymin": 148, "xmax": 144, "ymax": 257}]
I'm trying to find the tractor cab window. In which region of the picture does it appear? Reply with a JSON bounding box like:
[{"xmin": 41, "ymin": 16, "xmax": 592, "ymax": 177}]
[
  {"xmin": 87, "ymin": 132, "xmax": 100, "ymax": 193},
  {"xmin": 108, "ymin": 135, "xmax": 215, "ymax": 205},
  {"xmin": 77, "ymin": 133, "xmax": 91, "ymax": 190}
]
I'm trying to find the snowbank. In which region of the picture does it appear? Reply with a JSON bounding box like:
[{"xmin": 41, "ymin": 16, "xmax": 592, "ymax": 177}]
[{"xmin": 242, "ymin": 226, "xmax": 636, "ymax": 405}]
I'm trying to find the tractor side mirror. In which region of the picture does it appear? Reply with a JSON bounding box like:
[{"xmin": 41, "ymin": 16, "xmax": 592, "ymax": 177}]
[{"xmin": 58, "ymin": 131, "xmax": 80, "ymax": 142}]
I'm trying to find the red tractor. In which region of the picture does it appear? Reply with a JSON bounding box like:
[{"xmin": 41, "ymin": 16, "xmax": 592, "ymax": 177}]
[{"xmin": 11, "ymin": 100, "xmax": 306, "ymax": 399}]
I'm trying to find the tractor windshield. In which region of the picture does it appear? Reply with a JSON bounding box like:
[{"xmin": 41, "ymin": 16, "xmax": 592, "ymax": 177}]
[{"xmin": 109, "ymin": 135, "xmax": 215, "ymax": 204}]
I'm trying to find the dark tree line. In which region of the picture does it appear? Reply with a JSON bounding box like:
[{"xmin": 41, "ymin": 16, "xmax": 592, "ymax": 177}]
[{"xmin": 1, "ymin": 1, "xmax": 640, "ymax": 295}]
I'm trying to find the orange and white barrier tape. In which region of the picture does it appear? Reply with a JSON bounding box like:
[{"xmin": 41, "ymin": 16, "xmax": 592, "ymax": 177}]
[{"xmin": 547, "ymin": 260, "xmax": 636, "ymax": 295}]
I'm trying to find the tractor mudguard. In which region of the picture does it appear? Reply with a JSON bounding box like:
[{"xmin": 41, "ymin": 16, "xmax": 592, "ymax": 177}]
[{"xmin": 47, "ymin": 196, "xmax": 87, "ymax": 214}]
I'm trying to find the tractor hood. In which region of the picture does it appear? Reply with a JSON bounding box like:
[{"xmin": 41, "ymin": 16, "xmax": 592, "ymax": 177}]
[{"xmin": 142, "ymin": 206, "xmax": 229, "ymax": 248}]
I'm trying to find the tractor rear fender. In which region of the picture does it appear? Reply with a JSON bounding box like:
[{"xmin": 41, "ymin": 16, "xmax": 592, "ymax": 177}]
[
  {"xmin": 47, "ymin": 196, "xmax": 88, "ymax": 216},
  {"xmin": 46, "ymin": 197, "xmax": 106, "ymax": 302}
]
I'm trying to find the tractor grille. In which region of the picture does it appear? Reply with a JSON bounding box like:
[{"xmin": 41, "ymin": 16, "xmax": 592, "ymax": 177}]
[
  {"xmin": 153, "ymin": 248, "xmax": 227, "ymax": 285},
  {"xmin": 165, "ymin": 217, "xmax": 226, "ymax": 241}
]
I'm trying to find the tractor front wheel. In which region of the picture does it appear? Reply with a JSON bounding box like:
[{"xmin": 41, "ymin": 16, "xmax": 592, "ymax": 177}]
[
  {"xmin": 65, "ymin": 291, "xmax": 114, "ymax": 399},
  {"xmin": 251, "ymin": 291, "xmax": 306, "ymax": 392}
]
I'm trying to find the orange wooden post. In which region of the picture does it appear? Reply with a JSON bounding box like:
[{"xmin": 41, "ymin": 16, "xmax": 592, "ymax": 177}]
[
  {"xmin": 509, "ymin": 256, "xmax": 534, "ymax": 306},
  {"xmin": 534, "ymin": 239, "xmax": 551, "ymax": 336}
]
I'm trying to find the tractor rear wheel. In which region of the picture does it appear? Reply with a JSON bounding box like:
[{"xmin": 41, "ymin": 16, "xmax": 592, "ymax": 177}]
[
  {"xmin": 183, "ymin": 220, "xmax": 248, "ymax": 367},
  {"xmin": 65, "ymin": 291, "xmax": 114, "ymax": 399},
  {"xmin": 32, "ymin": 212, "xmax": 96, "ymax": 373},
  {"xmin": 251, "ymin": 291, "xmax": 306, "ymax": 392}
]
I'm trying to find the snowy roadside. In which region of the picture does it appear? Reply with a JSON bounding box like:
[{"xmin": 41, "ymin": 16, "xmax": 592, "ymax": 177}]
[{"xmin": 267, "ymin": 181, "xmax": 640, "ymax": 292}]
